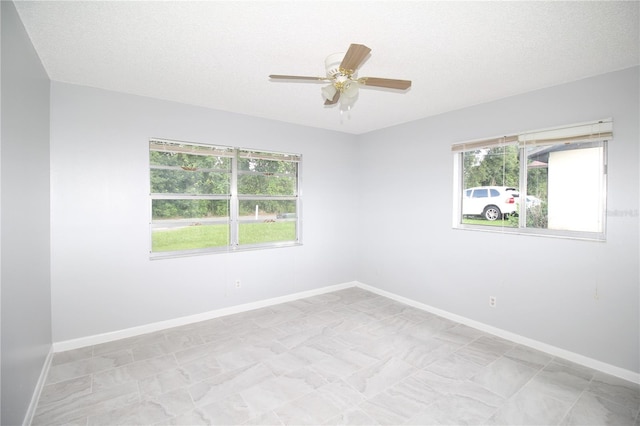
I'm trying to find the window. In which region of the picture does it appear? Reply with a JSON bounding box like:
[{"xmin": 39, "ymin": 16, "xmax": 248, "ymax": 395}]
[
  {"xmin": 452, "ymin": 119, "xmax": 611, "ymax": 240},
  {"xmin": 150, "ymin": 139, "xmax": 301, "ymax": 257}
]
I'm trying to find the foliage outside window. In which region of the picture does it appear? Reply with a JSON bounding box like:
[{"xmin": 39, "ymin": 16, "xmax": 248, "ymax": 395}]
[
  {"xmin": 150, "ymin": 139, "xmax": 301, "ymax": 257},
  {"xmin": 452, "ymin": 120, "xmax": 611, "ymax": 240}
]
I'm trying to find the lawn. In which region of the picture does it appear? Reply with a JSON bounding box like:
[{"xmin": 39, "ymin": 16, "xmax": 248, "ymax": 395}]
[
  {"xmin": 461, "ymin": 217, "xmax": 516, "ymax": 227},
  {"xmin": 152, "ymin": 221, "xmax": 296, "ymax": 252}
]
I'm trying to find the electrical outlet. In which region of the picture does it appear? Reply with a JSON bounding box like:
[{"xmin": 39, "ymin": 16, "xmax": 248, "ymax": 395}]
[
  {"xmin": 489, "ymin": 296, "xmax": 496, "ymax": 308},
  {"xmin": 235, "ymin": 279, "xmax": 241, "ymax": 288}
]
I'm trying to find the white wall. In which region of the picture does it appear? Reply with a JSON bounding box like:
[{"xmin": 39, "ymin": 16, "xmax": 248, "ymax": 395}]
[
  {"xmin": 356, "ymin": 67, "xmax": 640, "ymax": 373},
  {"xmin": 50, "ymin": 83, "xmax": 359, "ymax": 342},
  {"xmin": 1, "ymin": 1, "xmax": 52, "ymax": 424}
]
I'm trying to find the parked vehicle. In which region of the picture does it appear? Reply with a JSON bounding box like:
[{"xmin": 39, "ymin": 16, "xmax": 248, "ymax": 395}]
[{"xmin": 463, "ymin": 186, "xmax": 519, "ymax": 221}]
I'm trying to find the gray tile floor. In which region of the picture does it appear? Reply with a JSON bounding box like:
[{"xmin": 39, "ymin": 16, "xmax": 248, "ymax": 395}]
[{"xmin": 33, "ymin": 288, "xmax": 640, "ymax": 425}]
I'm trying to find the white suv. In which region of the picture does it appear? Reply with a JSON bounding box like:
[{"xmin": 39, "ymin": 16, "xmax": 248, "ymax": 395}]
[{"xmin": 463, "ymin": 186, "xmax": 519, "ymax": 221}]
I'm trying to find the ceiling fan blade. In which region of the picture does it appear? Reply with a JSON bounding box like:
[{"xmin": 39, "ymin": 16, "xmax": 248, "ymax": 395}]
[
  {"xmin": 359, "ymin": 77, "xmax": 412, "ymax": 90},
  {"xmin": 269, "ymin": 75, "xmax": 328, "ymax": 82},
  {"xmin": 324, "ymin": 91, "xmax": 340, "ymax": 105},
  {"xmin": 339, "ymin": 44, "xmax": 371, "ymax": 74}
]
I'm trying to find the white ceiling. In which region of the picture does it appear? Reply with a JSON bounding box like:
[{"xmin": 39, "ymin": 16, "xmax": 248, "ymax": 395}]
[{"xmin": 14, "ymin": 1, "xmax": 640, "ymax": 135}]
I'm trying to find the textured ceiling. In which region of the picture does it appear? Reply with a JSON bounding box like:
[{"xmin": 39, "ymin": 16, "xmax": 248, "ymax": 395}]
[{"xmin": 14, "ymin": 1, "xmax": 640, "ymax": 135}]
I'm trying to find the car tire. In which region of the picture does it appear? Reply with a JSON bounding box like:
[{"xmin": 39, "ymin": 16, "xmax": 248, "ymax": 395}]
[{"xmin": 483, "ymin": 205, "xmax": 502, "ymax": 221}]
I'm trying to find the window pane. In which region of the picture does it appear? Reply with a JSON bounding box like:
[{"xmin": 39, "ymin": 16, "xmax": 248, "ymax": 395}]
[
  {"xmin": 237, "ymin": 155, "xmax": 298, "ymax": 196},
  {"xmin": 238, "ymin": 151, "xmax": 298, "ymax": 196},
  {"xmin": 152, "ymin": 223, "xmax": 229, "ymax": 252},
  {"xmin": 473, "ymin": 189, "xmax": 488, "ymax": 198},
  {"xmin": 151, "ymin": 169, "xmax": 230, "ymax": 195},
  {"xmin": 461, "ymin": 145, "xmax": 519, "ymax": 226},
  {"xmin": 525, "ymin": 147, "xmax": 549, "ymax": 229},
  {"xmin": 526, "ymin": 142, "xmax": 604, "ymax": 233},
  {"xmin": 150, "ymin": 141, "xmax": 233, "ymax": 164},
  {"xmin": 238, "ymin": 222, "xmax": 297, "ymax": 245},
  {"xmin": 463, "ymin": 146, "xmax": 519, "ymax": 188},
  {"xmin": 238, "ymin": 174, "xmax": 296, "ymax": 196},
  {"xmin": 150, "ymin": 146, "xmax": 231, "ymax": 195},
  {"xmin": 238, "ymin": 153, "xmax": 298, "ymax": 173},
  {"xmin": 151, "ymin": 200, "xmax": 229, "ymax": 252},
  {"xmin": 152, "ymin": 199, "xmax": 229, "ymax": 220},
  {"xmin": 238, "ymin": 199, "xmax": 297, "ymax": 245},
  {"xmin": 150, "ymin": 148, "xmax": 231, "ymax": 169},
  {"xmin": 238, "ymin": 200, "xmax": 297, "ymax": 220}
]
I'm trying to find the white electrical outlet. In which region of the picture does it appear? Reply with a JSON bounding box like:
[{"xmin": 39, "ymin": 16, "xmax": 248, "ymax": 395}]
[
  {"xmin": 235, "ymin": 279, "xmax": 241, "ymax": 288},
  {"xmin": 489, "ymin": 296, "xmax": 496, "ymax": 308}
]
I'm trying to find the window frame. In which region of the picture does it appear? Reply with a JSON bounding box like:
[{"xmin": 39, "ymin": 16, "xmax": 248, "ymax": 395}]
[
  {"xmin": 149, "ymin": 138, "xmax": 302, "ymax": 258},
  {"xmin": 452, "ymin": 119, "xmax": 611, "ymax": 241}
]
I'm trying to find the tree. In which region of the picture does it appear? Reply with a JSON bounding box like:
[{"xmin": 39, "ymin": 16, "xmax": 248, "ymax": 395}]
[
  {"xmin": 150, "ymin": 147, "xmax": 298, "ymax": 219},
  {"xmin": 463, "ymin": 145, "xmax": 519, "ymax": 189}
]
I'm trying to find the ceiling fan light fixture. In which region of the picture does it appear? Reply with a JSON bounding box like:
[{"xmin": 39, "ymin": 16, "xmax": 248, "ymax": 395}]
[
  {"xmin": 342, "ymin": 81, "xmax": 359, "ymax": 98},
  {"xmin": 321, "ymin": 84, "xmax": 338, "ymax": 101}
]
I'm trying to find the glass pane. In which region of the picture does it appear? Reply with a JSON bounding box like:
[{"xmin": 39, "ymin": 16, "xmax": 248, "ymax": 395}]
[
  {"xmin": 238, "ymin": 200, "xmax": 296, "ymax": 221},
  {"xmin": 152, "ymin": 223, "xmax": 229, "ymax": 252},
  {"xmin": 150, "ymin": 147, "xmax": 231, "ymax": 169},
  {"xmin": 152, "ymin": 199, "xmax": 229, "ymax": 220},
  {"xmin": 151, "ymin": 200, "xmax": 229, "ymax": 252},
  {"xmin": 238, "ymin": 174, "xmax": 296, "ymax": 196},
  {"xmin": 237, "ymin": 156, "xmax": 297, "ymax": 196},
  {"xmin": 238, "ymin": 199, "xmax": 297, "ymax": 245},
  {"xmin": 525, "ymin": 146, "xmax": 549, "ymax": 229},
  {"xmin": 238, "ymin": 221, "xmax": 297, "ymax": 245},
  {"xmin": 527, "ymin": 142, "xmax": 604, "ymax": 233},
  {"xmin": 150, "ymin": 141, "xmax": 233, "ymax": 162},
  {"xmin": 461, "ymin": 145, "xmax": 519, "ymax": 227},
  {"xmin": 238, "ymin": 152, "xmax": 299, "ymax": 172},
  {"xmin": 151, "ymin": 169, "xmax": 230, "ymax": 195}
]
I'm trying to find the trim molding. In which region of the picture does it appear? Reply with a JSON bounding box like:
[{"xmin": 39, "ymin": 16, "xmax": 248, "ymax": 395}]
[
  {"xmin": 355, "ymin": 281, "xmax": 640, "ymax": 384},
  {"xmin": 53, "ymin": 281, "xmax": 356, "ymax": 352},
  {"xmin": 23, "ymin": 347, "xmax": 54, "ymax": 426},
  {"xmin": 51, "ymin": 280, "xmax": 639, "ymax": 384}
]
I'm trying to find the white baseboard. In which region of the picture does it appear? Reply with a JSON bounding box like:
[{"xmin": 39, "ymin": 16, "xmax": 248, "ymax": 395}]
[
  {"xmin": 53, "ymin": 281, "xmax": 356, "ymax": 352},
  {"xmin": 355, "ymin": 281, "xmax": 640, "ymax": 385},
  {"xmin": 51, "ymin": 280, "xmax": 639, "ymax": 385},
  {"xmin": 23, "ymin": 347, "xmax": 53, "ymax": 426}
]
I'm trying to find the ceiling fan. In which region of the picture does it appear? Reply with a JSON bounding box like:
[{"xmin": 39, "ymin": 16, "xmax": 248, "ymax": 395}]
[{"xmin": 269, "ymin": 44, "xmax": 411, "ymax": 111}]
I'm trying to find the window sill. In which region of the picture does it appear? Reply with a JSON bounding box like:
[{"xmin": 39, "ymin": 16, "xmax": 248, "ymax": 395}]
[
  {"xmin": 150, "ymin": 241, "xmax": 302, "ymax": 260},
  {"xmin": 453, "ymin": 224, "xmax": 606, "ymax": 242}
]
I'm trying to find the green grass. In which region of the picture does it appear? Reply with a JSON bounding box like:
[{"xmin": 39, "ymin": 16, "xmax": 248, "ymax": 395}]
[
  {"xmin": 152, "ymin": 222, "xmax": 296, "ymax": 252},
  {"xmin": 152, "ymin": 224, "xmax": 229, "ymax": 252},
  {"xmin": 461, "ymin": 217, "xmax": 516, "ymax": 227},
  {"xmin": 238, "ymin": 222, "xmax": 296, "ymax": 245}
]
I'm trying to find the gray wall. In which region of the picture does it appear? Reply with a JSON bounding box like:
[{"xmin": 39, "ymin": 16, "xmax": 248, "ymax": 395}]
[
  {"xmin": 1, "ymin": 1, "xmax": 52, "ymax": 425},
  {"xmin": 49, "ymin": 82, "xmax": 359, "ymax": 342},
  {"xmin": 356, "ymin": 67, "xmax": 640, "ymax": 373}
]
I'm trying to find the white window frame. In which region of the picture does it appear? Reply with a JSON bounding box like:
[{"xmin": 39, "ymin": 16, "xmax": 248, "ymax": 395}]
[
  {"xmin": 452, "ymin": 119, "xmax": 612, "ymax": 241},
  {"xmin": 150, "ymin": 138, "xmax": 302, "ymax": 258}
]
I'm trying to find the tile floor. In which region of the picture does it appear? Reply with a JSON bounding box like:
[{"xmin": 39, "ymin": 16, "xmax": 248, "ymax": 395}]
[{"xmin": 33, "ymin": 287, "xmax": 640, "ymax": 425}]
